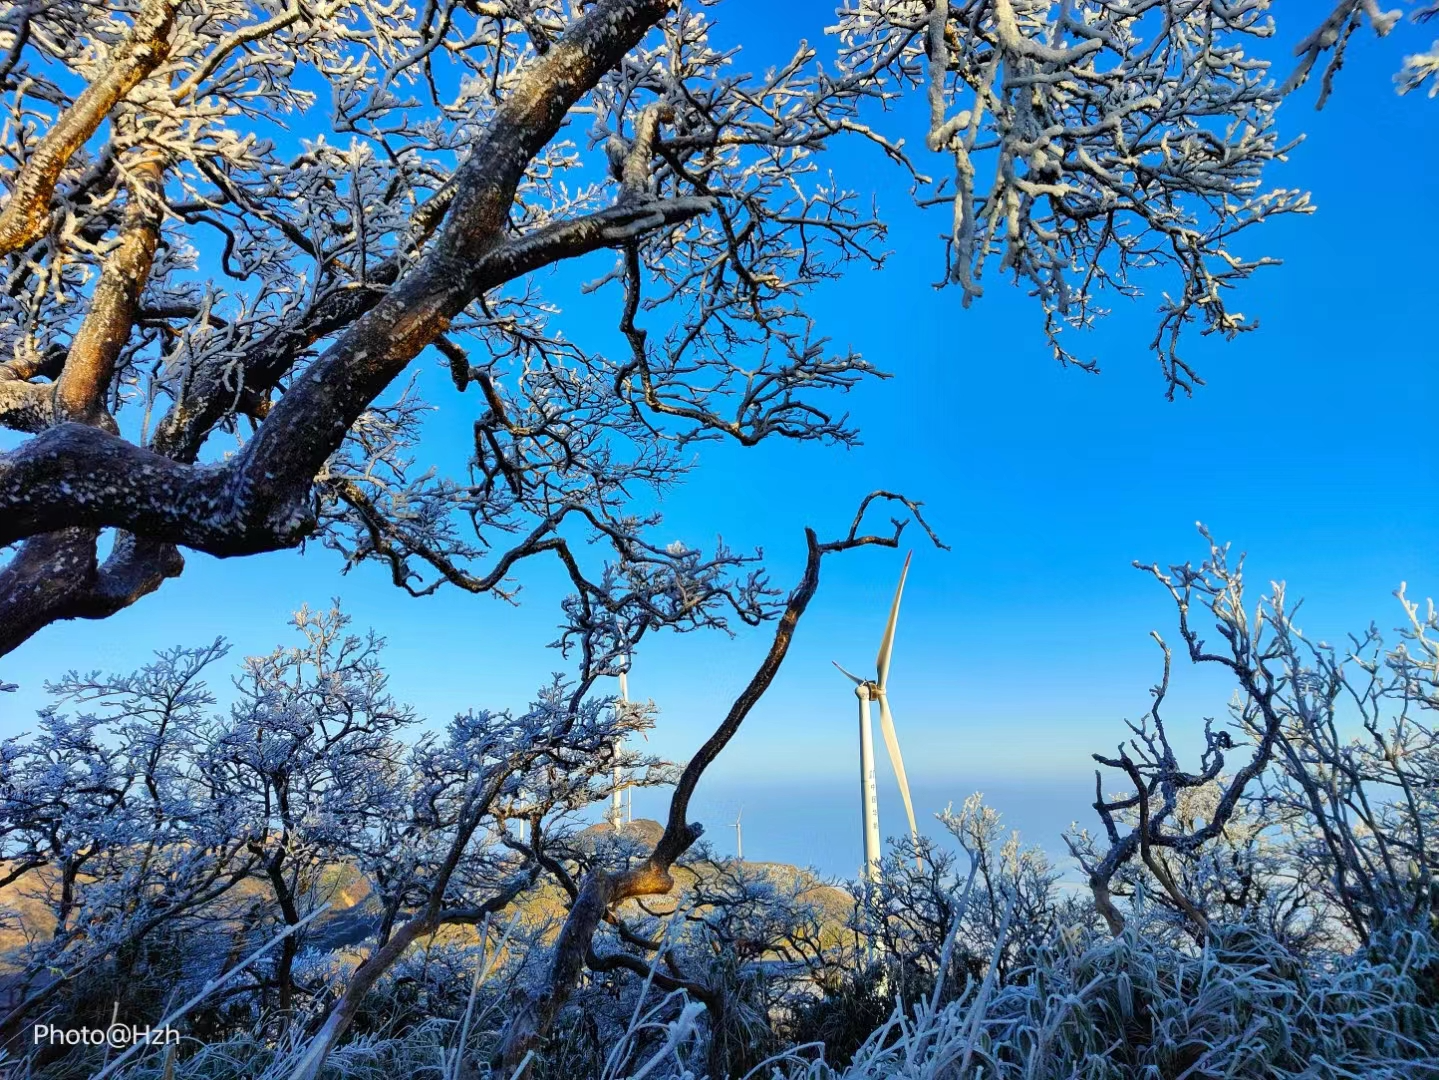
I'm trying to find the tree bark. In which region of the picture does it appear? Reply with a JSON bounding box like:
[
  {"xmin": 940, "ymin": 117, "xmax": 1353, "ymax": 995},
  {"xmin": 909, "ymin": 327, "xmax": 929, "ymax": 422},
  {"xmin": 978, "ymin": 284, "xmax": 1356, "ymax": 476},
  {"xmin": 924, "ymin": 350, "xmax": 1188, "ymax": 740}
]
[
  {"xmin": 0, "ymin": 0, "xmax": 178, "ymax": 257},
  {"xmin": 0, "ymin": 0, "xmax": 694, "ymax": 655},
  {"xmin": 0, "ymin": 155, "xmax": 177, "ymax": 647}
]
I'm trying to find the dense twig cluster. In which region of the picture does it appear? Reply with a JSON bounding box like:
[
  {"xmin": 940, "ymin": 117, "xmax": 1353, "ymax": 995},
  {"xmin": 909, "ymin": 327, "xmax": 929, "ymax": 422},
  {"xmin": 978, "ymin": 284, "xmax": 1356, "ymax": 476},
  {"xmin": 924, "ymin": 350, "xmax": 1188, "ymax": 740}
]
[
  {"xmin": 0, "ymin": 1, "xmax": 1430, "ymax": 654},
  {"xmin": 2, "ymin": 526, "xmax": 1438, "ymax": 1078},
  {"xmin": 1068, "ymin": 528, "xmax": 1439, "ymax": 958}
]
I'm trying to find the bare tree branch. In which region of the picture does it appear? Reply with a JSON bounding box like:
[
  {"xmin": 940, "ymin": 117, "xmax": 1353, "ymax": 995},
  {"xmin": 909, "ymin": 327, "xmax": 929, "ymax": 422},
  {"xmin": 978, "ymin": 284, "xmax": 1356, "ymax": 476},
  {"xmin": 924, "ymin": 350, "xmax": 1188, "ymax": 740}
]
[{"xmin": 497, "ymin": 496, "xmax": 943, "ymax": 1073}]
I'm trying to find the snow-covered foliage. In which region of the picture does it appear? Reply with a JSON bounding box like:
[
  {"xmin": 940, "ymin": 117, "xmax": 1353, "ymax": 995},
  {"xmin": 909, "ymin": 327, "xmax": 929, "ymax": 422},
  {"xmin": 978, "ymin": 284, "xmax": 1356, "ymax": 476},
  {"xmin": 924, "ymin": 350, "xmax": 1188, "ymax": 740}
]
[
  {"xmin": 0, "ymin": 0, "xmax": 1431, "ymax": 654},
  {"xmin": 0, "ymin": 0, "xmax": 1435, "ymax": 1072},
  {"xmin": 1288, "ymin": 1, "xmax": 1439, "ymax": 104},
  {"xmin": 1398, "ymin": 4, "xmax": 1439, "ymax": 95},
  {"xmin": 0, "ymin": 603, "xmax": 659, "ymax": 1061},
  {"xmin": 835, "ymin": 0, "xmax": 1312, "ymax": 393},
  {"xmin": 794, "ymin": 910, "xmax": 1439, "ymax": 1079}
]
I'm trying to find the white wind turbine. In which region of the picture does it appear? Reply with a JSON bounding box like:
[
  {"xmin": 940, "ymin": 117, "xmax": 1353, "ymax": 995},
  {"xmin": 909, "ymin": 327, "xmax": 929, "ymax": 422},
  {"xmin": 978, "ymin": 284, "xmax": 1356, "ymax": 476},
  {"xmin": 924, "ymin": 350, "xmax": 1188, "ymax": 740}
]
[
  {"xmin": 730, "ymin": 807, "xmax": 743, "ymax": 861},
  {"xmin": 611, "ymin": 662, "xmax": 629, "ymax": 831},
  {"xmin": 834, "ymin": 552, "xmax": 919, "ymax": 883}
]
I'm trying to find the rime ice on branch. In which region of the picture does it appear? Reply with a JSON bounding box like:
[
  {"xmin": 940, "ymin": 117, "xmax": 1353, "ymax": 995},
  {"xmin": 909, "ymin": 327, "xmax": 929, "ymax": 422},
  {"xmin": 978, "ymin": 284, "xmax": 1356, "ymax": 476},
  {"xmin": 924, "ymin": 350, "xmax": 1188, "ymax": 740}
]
[{"xmin": 0, "ymin": 1, "xmax": 1430, "ymax": 653}]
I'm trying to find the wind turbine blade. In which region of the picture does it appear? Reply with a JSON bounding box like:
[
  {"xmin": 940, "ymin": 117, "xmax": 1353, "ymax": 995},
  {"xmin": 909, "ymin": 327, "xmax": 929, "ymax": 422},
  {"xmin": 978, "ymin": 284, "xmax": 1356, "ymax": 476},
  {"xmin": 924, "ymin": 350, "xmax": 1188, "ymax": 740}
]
[
  {"xmin": 875, "ymin": 552, "xmax": 913, "ymax": 689},
  {"xmin": 832, "ymin": 661, "xmax": 865, "ymax": 686},
  {"xmin": 877, "ymin": 695, "xmax": 919, "ymax": 855}
]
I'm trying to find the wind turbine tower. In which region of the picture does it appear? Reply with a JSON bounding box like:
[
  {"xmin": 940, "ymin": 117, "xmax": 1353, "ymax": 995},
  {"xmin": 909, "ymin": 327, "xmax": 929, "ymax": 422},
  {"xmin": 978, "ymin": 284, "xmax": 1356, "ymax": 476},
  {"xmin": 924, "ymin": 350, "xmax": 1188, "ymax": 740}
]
[
  {"xmin": 730, "ymin": 808, "xmax": 743, "ymax": 860},
  {"xmin": 612, "ymin": 664, "xmax": 629, "ymax": 830},
  {"xmin": 835, "ymin": 553, "xmax": 919, "ymax": 883}
]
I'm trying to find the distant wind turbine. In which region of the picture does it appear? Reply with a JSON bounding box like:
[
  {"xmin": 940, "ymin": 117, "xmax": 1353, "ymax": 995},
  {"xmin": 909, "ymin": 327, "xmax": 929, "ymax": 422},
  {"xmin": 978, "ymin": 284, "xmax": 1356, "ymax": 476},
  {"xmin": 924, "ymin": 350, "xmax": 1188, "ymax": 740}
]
[
  {"xmin": 834, "ymin": 552, "xmax": 919, "ymax": 882},
  {"xmin": 611, "ymin": 663, "xmax": 629, "ymax": 831},
  {"xmin": 730, "ymin": 807, "xmax": 743, "ymax": 860}
]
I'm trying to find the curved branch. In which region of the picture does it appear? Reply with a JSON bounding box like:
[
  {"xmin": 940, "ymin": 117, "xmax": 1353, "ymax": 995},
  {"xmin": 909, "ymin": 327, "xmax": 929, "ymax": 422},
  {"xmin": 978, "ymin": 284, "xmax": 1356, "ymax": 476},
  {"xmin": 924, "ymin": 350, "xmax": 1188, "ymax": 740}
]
[
  {"xmin": 0, "ymin": 0, "xmax": 178, "ymax": 257},
  {"xmin": 0, "ymin": 533, "xmax": 182, "ymax": 655},
  {"xmin": 0, "ymin": 195, "xmax": 709, "ymax": 567},
  {"xmin": 497, "ymin": 497, "xmax": 943, "ymax": 1074}
]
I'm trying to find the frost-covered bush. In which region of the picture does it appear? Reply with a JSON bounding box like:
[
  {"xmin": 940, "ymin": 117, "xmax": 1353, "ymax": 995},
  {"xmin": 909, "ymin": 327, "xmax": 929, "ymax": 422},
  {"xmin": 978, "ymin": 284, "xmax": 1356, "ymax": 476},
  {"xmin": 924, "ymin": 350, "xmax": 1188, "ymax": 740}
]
[
  {"xmin": 0, "ymin": 603, "xmax": 660, "ymax": 1074},
  {"xmin": 1068, "ymin": 529, "xmax": 1439, "ymax": 957}
]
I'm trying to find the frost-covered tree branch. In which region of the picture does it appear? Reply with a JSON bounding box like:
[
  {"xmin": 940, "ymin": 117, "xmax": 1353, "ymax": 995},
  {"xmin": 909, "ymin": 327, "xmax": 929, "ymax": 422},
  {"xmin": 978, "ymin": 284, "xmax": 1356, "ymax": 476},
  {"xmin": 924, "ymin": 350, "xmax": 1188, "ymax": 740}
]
[
  {"xmin": 0, "ymin": 0, "xmax": 1421, "ymax": 655},
  {"xmin": 0, "ymin": 600, "xmax": 678, "ymax": 1070},
  {"xmin": 836, "ymin": 0, "xmax": 1316, "ymax": 395},
  {"xmin": 1070, "ymin": 527, "xmax": 1439, "ymax": 944},
  {"xmin": 1287, "ymin": 1, "xmax": 1439, "ymax": 105}
]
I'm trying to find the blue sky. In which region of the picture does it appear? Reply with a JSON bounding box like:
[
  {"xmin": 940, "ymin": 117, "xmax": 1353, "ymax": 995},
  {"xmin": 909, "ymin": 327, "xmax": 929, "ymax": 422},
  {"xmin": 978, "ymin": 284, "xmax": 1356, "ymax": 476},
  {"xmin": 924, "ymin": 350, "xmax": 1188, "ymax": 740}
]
[{"xmin": 2, "ymin": 4, "xmax": 1435, "ymax": 876}]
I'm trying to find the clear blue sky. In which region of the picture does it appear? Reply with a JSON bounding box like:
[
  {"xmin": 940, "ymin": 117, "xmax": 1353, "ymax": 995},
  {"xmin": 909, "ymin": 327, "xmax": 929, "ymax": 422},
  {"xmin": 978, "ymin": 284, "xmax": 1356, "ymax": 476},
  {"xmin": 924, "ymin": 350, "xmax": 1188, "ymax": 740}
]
[{"xmin": 2, "ymin": 4, "xmax": 1435, "ymax": 876}]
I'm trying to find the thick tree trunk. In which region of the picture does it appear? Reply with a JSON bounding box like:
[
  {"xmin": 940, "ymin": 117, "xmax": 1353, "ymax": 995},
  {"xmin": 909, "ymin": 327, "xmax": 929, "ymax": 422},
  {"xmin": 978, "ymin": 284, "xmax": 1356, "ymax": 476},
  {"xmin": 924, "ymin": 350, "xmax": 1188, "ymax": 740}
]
[
  {"xmin": 0, "ymin": 1, "xmax": 178, "ymax": 257},
  {"xmin": 0, "ymin": 153, "xmax": 175, "ymax": 645}
]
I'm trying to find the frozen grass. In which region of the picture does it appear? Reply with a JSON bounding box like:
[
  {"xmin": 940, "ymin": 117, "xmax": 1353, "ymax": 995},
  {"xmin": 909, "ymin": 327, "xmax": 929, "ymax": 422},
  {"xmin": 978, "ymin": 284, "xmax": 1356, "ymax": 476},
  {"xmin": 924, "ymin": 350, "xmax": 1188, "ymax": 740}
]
[
  {"xmin": 77, "ymin": 905, "xmax": 1438, "ymax": 1080},
  {"xmin": 801, "ymin": 918, "xmax": 1439, "ymax": 1080}
]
